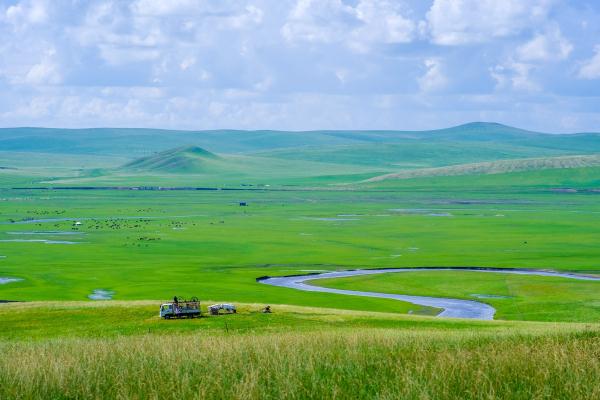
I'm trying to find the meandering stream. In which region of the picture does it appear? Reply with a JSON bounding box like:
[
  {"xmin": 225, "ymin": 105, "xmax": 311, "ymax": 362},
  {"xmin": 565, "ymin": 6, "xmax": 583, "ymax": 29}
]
[{"xmin": 259, "ymin": 268, "xmax": 600, "ymax": 320}]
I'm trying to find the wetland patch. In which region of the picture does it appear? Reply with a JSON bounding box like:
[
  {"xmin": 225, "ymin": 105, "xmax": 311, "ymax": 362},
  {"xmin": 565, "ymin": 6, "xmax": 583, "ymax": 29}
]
[
  {"xmin": 88, "ymin": 289, "xmax": 115, "ymax": 300},
  {"xmin": 0, "ymin": 277, "xmax": 23, "ymax": 285}
]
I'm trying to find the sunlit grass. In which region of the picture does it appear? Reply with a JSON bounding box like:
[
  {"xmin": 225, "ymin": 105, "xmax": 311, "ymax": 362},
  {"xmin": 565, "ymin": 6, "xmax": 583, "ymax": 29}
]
[{"xmin": 1, "ymin": 327, "xmax": 598, "ymax": 399}]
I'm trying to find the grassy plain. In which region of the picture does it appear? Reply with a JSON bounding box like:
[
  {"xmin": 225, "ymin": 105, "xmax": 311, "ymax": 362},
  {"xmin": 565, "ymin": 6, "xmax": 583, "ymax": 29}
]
[
  {"xmin": 2, "ymin": 168, "xmax": 600, "ymax": 314},
  {"xmin": 0, "ymin": 302, "xmax": 598, "ymax": 399},
  {"xmin": 0, "ymin": 187, "xmax": 599, "ymax": 303},
  {"xmin": 1, "ymin": 124, "xmax": 600, "ymax": 398}
]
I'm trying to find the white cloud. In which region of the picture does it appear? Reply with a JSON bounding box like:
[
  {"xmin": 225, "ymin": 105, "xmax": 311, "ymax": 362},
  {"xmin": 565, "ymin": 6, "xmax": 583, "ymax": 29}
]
[
  {"xmin": 578, "ymin": 46, "xmax": 600, "ymax": 79},
  {"xmin": 179, "ymin": 57, "xmax": 196, "ymax": 71},
  {"xmin": 73, "ymin": 2, "xmax": 165, "ymax": 66},
  {"xmin": 2, "ymin": 47, "xmax": 62, "ymax": 86},
  {"xmin": 225, "ymin": 5, "xmax": 263, "ymax": 29},
  {"xmin": 418, "ymin": 58, "xmax": 447, "ymax": 92},
  {"xmin": 490, "ymin": 61, "xmax": 539, "ymax": 92},
  {"xmin": 516, "ymin": 26, "xmax": 572, "ymax": 62},
  {"xmin": 352, "ymin": 1, "xmax": 415, "ymax": 44},
  {"xmin": 426, "ymin": 0, "xmax": 552, "ymax": 45},
  {"xmin": 282, "ymin": 0, "xmax": 415, "ymax": 50},
  {"xmin": 130, "ymin": 0, "xmax": 198, "ymax": 16},
  {"xmin": 4, "ymin": 0, "xmax": 48, "ymax": 28},
  {"xmin": 282, "ymin": 0, "xmax": 356, "ymax": 43},
  {"xmin": 24, "ymin": 58, "xmax": 61, "ymax": 85},
  {"xmin": 130, "ymin": 0, "xmax": 263, "ymax": 28},
  {"xmin": 3, "ymin": 96, "xmax": 55, "ymax": 119},
  {"xmin": 73, "ymin": 0, "xmax": 264, "ymax": 68}
]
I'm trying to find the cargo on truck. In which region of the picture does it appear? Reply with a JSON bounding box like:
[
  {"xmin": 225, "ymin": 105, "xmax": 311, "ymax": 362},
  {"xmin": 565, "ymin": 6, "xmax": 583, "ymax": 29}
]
[{"xmin": 159, "ymin": 296, "xmax": 201, "ymax": 319}]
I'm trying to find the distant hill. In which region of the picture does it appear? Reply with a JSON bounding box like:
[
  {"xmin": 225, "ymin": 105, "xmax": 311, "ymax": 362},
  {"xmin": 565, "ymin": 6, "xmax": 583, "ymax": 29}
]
[
  {"xmin": 363, "ymin": 154, "xmax": 600, "ymax": 182},
  {"xmin": 123, "ymin": 146, "xmax": 219, "ymax": 173},
  {"xmin": 2, "ymin": 123, "xmax": 600, "ymax": 160}
]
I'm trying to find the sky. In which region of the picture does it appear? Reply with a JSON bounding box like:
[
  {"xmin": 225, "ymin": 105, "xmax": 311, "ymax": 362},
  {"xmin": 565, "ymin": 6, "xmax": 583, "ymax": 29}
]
[{"xmin": 0, "ymin": 0, "xmax": 599, "ymax": 132}]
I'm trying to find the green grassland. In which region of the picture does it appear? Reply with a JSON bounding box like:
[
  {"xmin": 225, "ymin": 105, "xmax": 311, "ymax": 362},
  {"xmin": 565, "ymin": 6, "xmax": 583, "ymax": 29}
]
[
  {"xmin": 1, "ymin": 165, "xmax": 600, "ymax": 305},
  {"xmin": 1, "ymin": 124, "xmax": 600, "ymax": 398},
  {"xmin": 0, "ymin": 302, "xmax": 598, "ymax": 399},
  {"xmin": 312, "ymin": 271, "xmax": 600, "ymax": 322},
  {"xmin": 0, "ymin": 302, "xmax": 487, "ymax": 341}
]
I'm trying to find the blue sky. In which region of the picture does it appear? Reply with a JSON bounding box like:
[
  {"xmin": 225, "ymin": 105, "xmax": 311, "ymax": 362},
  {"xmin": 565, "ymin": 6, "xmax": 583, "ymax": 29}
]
[{"xmin": 0, "ymin": 0, "xmax": 599, "ymax": 132}]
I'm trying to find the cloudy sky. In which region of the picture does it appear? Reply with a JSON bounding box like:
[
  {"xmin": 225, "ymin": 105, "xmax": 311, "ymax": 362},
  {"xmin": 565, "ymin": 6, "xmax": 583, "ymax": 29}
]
[{"xmin": 1, "ymin": 0, "xmax": 599, "ymax": 132}]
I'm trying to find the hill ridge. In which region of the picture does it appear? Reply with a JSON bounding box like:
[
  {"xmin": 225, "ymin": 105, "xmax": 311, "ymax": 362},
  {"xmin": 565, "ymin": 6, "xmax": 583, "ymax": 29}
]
[
  {"xmin": 123, "ymin": 145, "xmax": 219, "ymax": 173},
  {"xmin": 363, "ymin": 154, "xmax": 600, "ymax": 182}
]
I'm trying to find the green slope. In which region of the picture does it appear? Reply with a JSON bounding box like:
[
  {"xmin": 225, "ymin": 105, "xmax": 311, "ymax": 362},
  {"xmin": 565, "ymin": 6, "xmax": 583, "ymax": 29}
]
[
  {"xmin": 123, "ymin": 146, "xmax": 219, "ymax": 173},
  {"xmin": 365, "ymin": 154, "xmax": 600, "ymax": 182},
  {"xmin": 45, "ymin": 152, "xmax": 385, "ymax": 186},
  {"xmin": 252, "ymin": 141, "xmax": 573, "ymax": 168}
]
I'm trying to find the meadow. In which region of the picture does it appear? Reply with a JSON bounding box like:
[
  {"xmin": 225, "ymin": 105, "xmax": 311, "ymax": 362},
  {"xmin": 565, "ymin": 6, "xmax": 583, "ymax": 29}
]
[
  {"xmin": 312, "ymin": 270, "xmax": 600, "ymax": 322},
  {"xmin": 0, "ymin": 301, "xmax": 599, "ymax": 400},
  {"xmin": 1, "ymin": 123, "xmax": 600, "ymax": 398}
]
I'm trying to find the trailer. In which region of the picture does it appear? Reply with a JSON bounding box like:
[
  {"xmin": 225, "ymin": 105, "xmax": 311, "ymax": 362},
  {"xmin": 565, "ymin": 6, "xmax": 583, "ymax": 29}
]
[
  {"xmin": 208, "ymin": 303, "xmax": 237, "ymax": 315},
  {"xmin": 160, "ymin": 296, "xmax": 201, "ymax": 319}
]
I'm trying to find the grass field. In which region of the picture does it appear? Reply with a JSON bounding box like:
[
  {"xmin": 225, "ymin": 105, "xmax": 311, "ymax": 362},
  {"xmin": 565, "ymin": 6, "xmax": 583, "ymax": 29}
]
[
  {"xmin": 1, "ymin": 124, "xmax": 600, "ymax": 398},
  {"xmin": 312, "ymin": 271, "xmax": 600, "ymax": 322},
  {"xmin": 0, "ymin": 302, "xmax": 598, "ymax": 399},
  {"xmin": 1, "ymin": 185, "xmax": 600, "ymax": 305}
]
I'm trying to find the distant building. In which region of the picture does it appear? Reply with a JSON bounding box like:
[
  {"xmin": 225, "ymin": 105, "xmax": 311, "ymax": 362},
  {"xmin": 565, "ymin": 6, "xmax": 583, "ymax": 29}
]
[{"xmin": 239, "ymin": 202, "xmax": 247, "ymax": 206}]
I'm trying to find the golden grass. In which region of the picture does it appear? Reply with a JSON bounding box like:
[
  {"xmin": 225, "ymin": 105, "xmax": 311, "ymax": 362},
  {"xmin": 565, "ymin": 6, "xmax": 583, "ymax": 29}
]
[{"xmin": 1, "ymin": 328, "xmax": 599, "ymax": 399}]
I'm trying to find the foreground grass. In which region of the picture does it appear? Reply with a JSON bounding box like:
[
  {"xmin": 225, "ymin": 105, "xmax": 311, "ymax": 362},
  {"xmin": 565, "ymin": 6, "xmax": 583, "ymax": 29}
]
[
  {"xmin": 0, "ymin": 301, "xmax": 600, "ymax": 399},
  {"xmin": 1, "ymin": 327, "xmax": 598, "ymax": 399},
  {"xmin": 1, "ymin": 302, "xmax": 599, "ymax": 399}
]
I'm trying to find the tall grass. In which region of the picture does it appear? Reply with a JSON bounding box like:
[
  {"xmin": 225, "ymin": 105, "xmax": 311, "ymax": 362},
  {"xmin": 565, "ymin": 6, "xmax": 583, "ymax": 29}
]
[{"xmin": 1, "ymin": 329, "xmax": 598, "ymax": 399}]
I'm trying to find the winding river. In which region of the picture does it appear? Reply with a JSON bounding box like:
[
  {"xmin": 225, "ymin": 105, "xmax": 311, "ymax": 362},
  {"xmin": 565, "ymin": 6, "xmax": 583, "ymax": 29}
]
[{"xmin": 259, "ymin": 268, "xmax": 600, "ymax": 320}]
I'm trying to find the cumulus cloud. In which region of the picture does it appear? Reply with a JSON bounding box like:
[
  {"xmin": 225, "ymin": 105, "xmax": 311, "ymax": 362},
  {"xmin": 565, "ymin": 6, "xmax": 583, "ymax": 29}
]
[
  {"xmin": 130, "ymin": 0, "xmax": 199, "ymax": 16},
  {"xmin": 578, "ymin": 46, "xmax": 600, "ymax": 79},
  {"xmin": 71, "ymin": 0, "xmax": 264, "ymax": 67},
  {"xmin": 418, "ymin": 58, "xmax": 447, "ymax": 92},
  {"xmin": 516, "ymin": 26, "xmax": 572, "ymax": 62},
  {"xmin": 3, "ymin": 0, "xmax": 48, "ymax": 28},
  {"xmin": 488, "ymin": 23, "xmax": 572, "ymax": 94},
  {"xmin": 490, "ymin": 61, "xmax": 539, "ymax": 92},
  {"xmin": 426, "ymin": 0, "xmax": 552, "ymax": 45},
  {"xmin": 24, "ymin": 58, "xmax": 61, "ymax": 85},
  {"xmin": 73, "ymin": 2, "xmax": 165, "ymax": 66},
  {"xmin": 282, "ymin": 0, "xmax": 415, "ymax": 51},
  {"xmin": 282, "ymin": 0, "xmax": 359, "ymax": 43}
]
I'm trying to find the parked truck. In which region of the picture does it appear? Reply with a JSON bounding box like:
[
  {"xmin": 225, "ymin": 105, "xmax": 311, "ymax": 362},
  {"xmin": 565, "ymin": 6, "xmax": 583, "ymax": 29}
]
[{"xmin": 160, "ymin": 296, "xmax": 201, "ymax": 319}]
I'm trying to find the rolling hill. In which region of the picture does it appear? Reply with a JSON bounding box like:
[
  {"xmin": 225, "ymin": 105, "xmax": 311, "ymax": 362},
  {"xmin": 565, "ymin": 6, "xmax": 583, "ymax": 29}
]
[
  {"xmin": 2, "ymin": 123, "xmax": 600, "ymax": 159},
  {"xmin": 3, "ymin": 122, "xmax": 600, "ymax": 187},
  {"xmin": 363, "ymin": 154, "xmax": 600, "ymax": 182},
  {"xmin": 123, "ymin": 146, "xmax": 219, "ymax": 173}
]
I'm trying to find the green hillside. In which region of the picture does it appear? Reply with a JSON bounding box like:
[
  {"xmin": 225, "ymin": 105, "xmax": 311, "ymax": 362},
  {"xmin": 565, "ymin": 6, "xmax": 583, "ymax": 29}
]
[
  {"xmin": 253, "ymin": 141, "xmax": 572, "ymax": 168},
  {"xmin": 365, "ymin": 154, "xmax": 600, "ymax": 182},
  {"xmin": 124, "ymin": 146, "xmax": 219, "ymax": 173},
  {"xmin": 2, "ymin": 123, "xmax": 600, "ymax": 159},
  {"xmin": 3, "ymin": 122, "xmax": 600, "ymax": 188}
]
